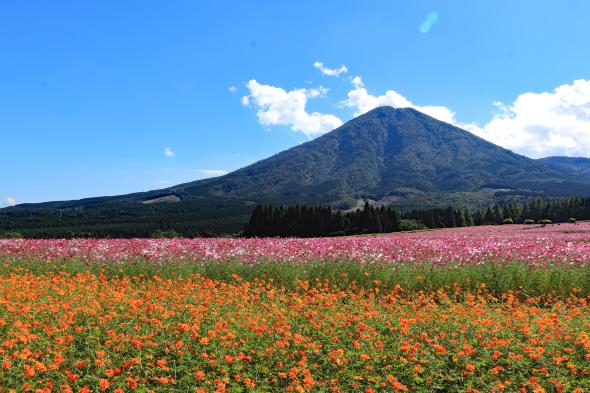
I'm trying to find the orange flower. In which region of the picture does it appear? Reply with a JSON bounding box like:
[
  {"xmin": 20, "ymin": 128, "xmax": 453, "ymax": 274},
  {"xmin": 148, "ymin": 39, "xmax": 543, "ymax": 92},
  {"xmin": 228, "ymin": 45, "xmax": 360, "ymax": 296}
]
[
  {"xmin": 386, "ymin": 375, "xmax": 408, "ymax": 391},
  {"xmin": 126, "ymin": 377, "xmax": 138, "ymax": 389},
  {"xmin": 413, "ymin": 364, "xmax": 422, "ymax": 374},
  {"xmin": 99, "ymin": 379, "xmax": 110, "ymax": 391},
  {"xmin": 24, "ymin": 364, "xmax": 36, "ymax": 378},
  {"xmin": 490, "ymin": 366, "xmax": 504, "ymax": 375},
  {"xmin": 60, "ymin": 385, "xmax": 73, "ymax": 393},
  {"xmin": 243, "ymin": 378, "xmax": 256, "ymax": 388},
  {"xmin": 432, "ymin": 344, "xmax": 447, "ymax": 354}
]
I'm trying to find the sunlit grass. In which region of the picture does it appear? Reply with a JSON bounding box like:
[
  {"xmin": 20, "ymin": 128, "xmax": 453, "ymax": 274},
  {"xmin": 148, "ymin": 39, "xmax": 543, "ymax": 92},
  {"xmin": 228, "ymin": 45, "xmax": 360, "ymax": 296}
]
[{"xmin": 3, "ymin": 258, "xmax": 590, "ymax": 299}]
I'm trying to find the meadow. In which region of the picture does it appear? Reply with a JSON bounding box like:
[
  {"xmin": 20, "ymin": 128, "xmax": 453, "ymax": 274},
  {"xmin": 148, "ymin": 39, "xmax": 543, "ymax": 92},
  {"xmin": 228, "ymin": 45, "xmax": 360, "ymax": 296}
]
[{"xmin": 1, "ymin": 224, "xmax": 590, "ymax": 392}]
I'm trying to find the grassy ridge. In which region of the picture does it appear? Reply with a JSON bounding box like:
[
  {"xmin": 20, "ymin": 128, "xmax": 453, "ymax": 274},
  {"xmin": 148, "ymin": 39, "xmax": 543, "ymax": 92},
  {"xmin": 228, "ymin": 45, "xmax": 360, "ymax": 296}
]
[{"xmin": 3, "ymin": 258, "xmax": 590, "ymax": 299}]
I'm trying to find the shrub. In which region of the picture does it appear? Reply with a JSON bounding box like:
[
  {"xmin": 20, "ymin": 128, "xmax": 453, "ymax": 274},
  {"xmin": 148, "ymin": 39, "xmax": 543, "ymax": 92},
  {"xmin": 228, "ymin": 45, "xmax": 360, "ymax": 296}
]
[
  {"xmin": 570, "ymin": 217, "xmax": 577, "ymax": 224},
  {"xmin": 399, "ymin": 219, "xmax": 427, "ymax": 232},
  {"xmin": 502, "ymin": 217, "xmax": 514, "ymax": 224},
  {"xmin": 523, "ymin": 219, "xmax": 535, "ymax": 225},
  {"xmin": 538, "ymin": 219, "xmax": 553, "ymax": 225},
  {"xmin": 0, "ymin": 231, "xmax": 23, "ymax": 239},
  {"xmin": 150, "ymin": 229, "xmax": 182, "ymax": 238}
]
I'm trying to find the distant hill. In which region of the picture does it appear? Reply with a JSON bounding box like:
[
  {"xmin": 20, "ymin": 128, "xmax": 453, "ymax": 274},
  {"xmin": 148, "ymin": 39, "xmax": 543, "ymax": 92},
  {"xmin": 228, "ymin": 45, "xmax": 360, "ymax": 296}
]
[
  {"xmin": 538, "ymin": 156, "xmax": 590, "ymax": 181},
  {"xmin": 2, "ymin": 106, "xmax": 590, "ymax": 237}
]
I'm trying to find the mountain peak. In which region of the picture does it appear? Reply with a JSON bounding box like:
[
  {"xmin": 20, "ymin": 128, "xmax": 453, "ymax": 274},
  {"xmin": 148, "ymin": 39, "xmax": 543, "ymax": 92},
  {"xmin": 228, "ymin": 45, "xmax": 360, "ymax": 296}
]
[
  {"xmin": 362, "ymin": 106, "xmax": 419, "ymax": 117},
  {"xmin": 353, "ymin": 106, "xmax": 443, "ymax": 129},
  {"xmin": 3, "ymin": 107, "xmax": 589, "ymax": 236}
]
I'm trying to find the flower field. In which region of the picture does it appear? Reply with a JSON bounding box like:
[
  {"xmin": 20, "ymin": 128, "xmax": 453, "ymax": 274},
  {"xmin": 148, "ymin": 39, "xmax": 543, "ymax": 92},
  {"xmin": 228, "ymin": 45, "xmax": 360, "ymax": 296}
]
[
  {"xmin": 1, "ymin": 224, "xmax": 590, "ymax": 392},
  {"xmin": 2, "ymin": 223, "xmax": 590, "ymax": 266}
]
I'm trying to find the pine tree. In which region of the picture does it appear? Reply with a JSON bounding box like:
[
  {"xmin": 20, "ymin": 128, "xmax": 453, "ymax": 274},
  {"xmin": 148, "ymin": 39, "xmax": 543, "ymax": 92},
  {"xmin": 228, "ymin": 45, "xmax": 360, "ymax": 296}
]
[
  {"xmin": 455, "ymin": 209, "xmax": 466, "ymax": 227},
  {"xmin": 492, "ymin": 205, "xmax": 503, "ymax": 224},
  {"xmin": 463, "ymin": 208, "xmax": 474, "ymax": 226}
]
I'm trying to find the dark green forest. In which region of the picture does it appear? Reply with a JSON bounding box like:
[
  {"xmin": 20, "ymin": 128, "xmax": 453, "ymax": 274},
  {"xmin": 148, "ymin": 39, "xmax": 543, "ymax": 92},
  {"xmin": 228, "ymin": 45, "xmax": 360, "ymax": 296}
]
[
  {"xmin": 2, "ymin": 197, "xmax": 589, "ymax": 239},
  {"xmin": 243, "ymin": 198, "xmax": 590, "ymax": 238},
  {"xmin": 0, "ymin": 199, "xmax": 252, "ymax": 238},
  {"xmin": 243, "ymin": 202, "xmax": 401, "ymax": 237}
]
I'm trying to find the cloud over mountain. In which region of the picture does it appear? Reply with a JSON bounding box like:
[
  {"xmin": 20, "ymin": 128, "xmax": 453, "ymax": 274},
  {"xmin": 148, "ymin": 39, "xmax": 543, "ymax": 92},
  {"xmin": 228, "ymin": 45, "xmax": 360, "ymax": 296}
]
[
  {"xmin": 242, "ymin": 79, "xmax": 343, "ymax": 137},
  {"xmin": 466, "ymin": 79, "xmax": 590, "ymax": 158},
  {"xmin": 342, "ymin": 76, "xmax": 457, "ymax": 125},
  {"xmin": 241, "ymin": 63, "xmax": 590, "ymax": 158}
]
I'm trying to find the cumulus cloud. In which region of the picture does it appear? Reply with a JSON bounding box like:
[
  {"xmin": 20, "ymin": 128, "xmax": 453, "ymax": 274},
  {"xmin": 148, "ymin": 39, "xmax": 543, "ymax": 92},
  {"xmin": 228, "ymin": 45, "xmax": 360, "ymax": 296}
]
[
  {"xmin": 241, "ymin": 61, "xmax": 590, "ymax": 158},
  {"xmin": 420, "ymin": 11, "xmax": 439, "ymax": 33},
  {"xmin": 5, "ymin": 196, "xmax": 16, "ymax": 207},
  {"xmin": 343, "ymin": 77, "xmax": 590, "ymax": 158},
  {"xmin": 228, "ymin": 86, "xmax": 237, "ymax": 93},
  {"xmin": 351, "ymin": 75, "xmax": 364, "ymax": 89},
  {"xmin": 313, "ymin": 61, "xmax": 348, "ymax": 77},
  {"xmin": 164, "ymin": 148, "xmax": 175, "ymax": 158},
  {"xmin": 342, "ymin": 77, "xmax": 457, "ymax": 124},
  {"xmin": 197, "ymin": 169, "xmax": 228, "ymax": 177},
  {"xmin": 467, "ymin": 79, "xmax": 590, "ymax": 158},
  {"xmin": 242, "ymin": 79, "xmax": 343, "ymax": 136}
]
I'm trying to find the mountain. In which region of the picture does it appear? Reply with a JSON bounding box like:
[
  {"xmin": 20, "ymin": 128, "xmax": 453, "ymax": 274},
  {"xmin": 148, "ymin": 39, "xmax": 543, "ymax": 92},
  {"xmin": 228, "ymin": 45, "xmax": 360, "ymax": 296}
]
[
  {"xmin": 538, "ymin": 156, "xmax": 590, "ymax": 181},
  {"xmin": 2, "ymin": 106, "xmax": 590, "ymax": 237}
]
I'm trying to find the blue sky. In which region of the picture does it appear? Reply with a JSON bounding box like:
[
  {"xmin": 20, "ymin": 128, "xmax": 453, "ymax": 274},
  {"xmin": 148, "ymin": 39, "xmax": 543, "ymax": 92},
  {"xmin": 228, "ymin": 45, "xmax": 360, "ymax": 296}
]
[{"xmin": 2, "ymin": 1, "xmax": 590, "ymax": 206}]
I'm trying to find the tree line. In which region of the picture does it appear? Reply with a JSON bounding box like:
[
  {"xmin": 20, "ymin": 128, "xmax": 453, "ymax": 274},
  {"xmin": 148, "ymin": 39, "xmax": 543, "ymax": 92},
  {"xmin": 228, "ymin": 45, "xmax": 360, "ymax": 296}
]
[
  {"xmin": 404, "ymin": 198, "xmax": 590, "ymax": 228},
  {"xmin": 243, "ymin": 202, "xmax": 400, "ymax": 237},
  {"xmin": 3, "ymin": 197, "xmax": 590, "ymax": 239},
  {"xmin": 243, "ymin": 197, "xmax": 590, "ymax": 237}
]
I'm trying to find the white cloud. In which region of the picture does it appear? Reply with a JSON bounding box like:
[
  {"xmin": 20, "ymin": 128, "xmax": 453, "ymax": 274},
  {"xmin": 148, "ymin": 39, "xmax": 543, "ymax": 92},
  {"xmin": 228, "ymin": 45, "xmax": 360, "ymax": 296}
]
[
  {"xmin": 197, "ymin": 169, "xmax": 228, "ymax": 177},
  {"xmin": 342, "ymin": 76, "xmax": 590, "ymax": 158},
  {"xmin": 164, "ymin": 148, "xmax": 175, "ymax": 158},
  {"xmin": 228, "ymin": 86, "xmax": 237, "ymax": 93},
  {"xmin": 5, "ymin": 196, "xmax": 16, "ymax": 207},
  {"xmin": 342, "ymin": 78, "xmax": 457, "ymax": 124},
  {"xmin": 467, "ymin": 79, "xmax": 590, "ymax": 158},
  {"xmin": 241, "ymin": 61, "xmax": 590, "ymax": 159},
  {"xmin": 242, "ymin": 79, "xmax": 343, "ymax": 136},
  {"xmin": 351, "ymin": 75, "xmax": 364, "ymax": 88},
  {"xmin": 313, "ymin": 61, "xmax": 348, "ymax": 77}
]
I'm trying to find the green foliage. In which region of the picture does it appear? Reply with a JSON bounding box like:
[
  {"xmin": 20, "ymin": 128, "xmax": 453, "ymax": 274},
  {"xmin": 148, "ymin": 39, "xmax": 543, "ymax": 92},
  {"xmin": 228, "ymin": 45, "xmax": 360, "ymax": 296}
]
[
  {"xmin": 150, "ymin": 229, "xmax": 182, "ymax": 238},
  {"xmin": 503, "ymin": 217, "xmax": 514, "ymax": 224},
  {"xmin": 243, "ymin": 202, "xmax": 400, "ymax": 237},
  {"xmin": 0, "ymin": 231, "xmax": 22, "ymax": 239},
  {"xmin": 0, "ymin": 198, "xmax": 251, "ymax": 238},
  {"xmin": 4, "ymin": 258, "xmax": 590, "ymax": 299},
  {"xmin": 570, "ymin": 217, "xmax": 577, "ymax": 223},
  {"xmin": 398, "ymin": 219, "xmax": 427, "ymax": 231},
  {"xmin": 524, "ymin": 219, "xmax": 536, "ymax": 224}
]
